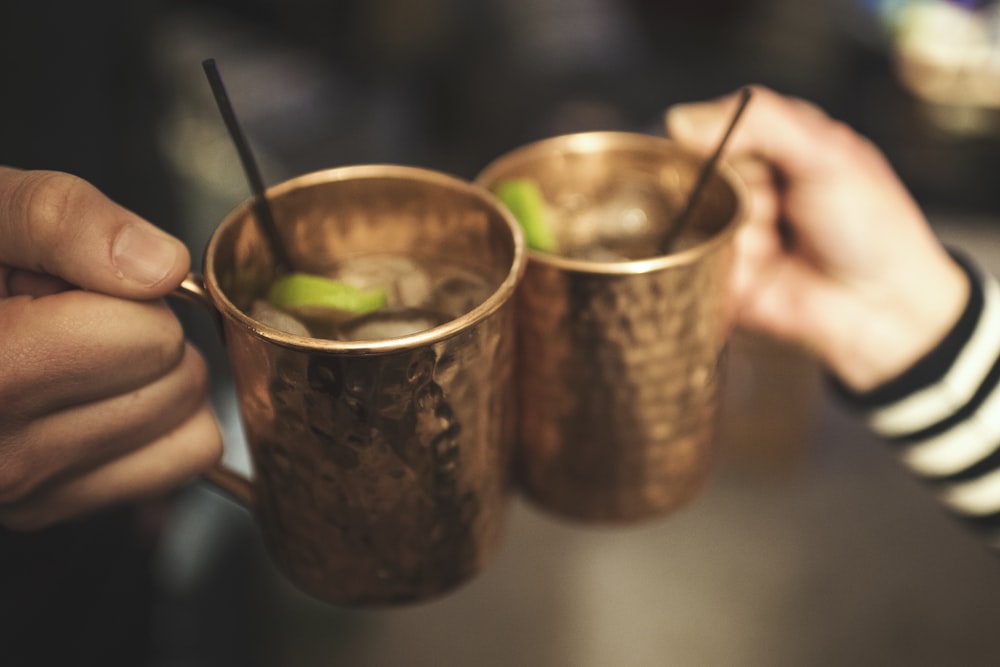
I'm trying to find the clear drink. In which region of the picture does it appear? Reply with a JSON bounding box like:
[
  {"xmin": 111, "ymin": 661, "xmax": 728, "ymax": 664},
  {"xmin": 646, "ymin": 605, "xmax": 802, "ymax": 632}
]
[
  {"xmin": 250, "ymin": 253, "xmax": 493, "ymax": 341},
  {"xmin": 498, "ymin": 173, "xmax": 708, "ymax": 262}
]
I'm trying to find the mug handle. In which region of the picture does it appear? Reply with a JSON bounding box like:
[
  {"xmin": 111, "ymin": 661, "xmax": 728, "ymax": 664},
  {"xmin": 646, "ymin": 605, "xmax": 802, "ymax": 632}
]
[{"xmin": 174, "ymin": 274, "xmax": 255, "ymax": 508}]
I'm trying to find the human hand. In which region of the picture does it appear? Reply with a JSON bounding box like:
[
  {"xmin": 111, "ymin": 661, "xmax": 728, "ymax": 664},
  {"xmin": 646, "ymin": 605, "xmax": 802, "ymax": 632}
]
[
  {"xmin": 0, "ymin": 167, "xmax": 222, "ymax": 530},
  {"xmin": 665, "ymin": 85, "xmax": 969, "ymax": 392}
]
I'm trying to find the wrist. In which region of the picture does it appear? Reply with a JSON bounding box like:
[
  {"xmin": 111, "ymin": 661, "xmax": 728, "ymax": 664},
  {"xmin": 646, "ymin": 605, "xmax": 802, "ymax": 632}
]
[{"xmin": 825, "ymin": 250, "xmax": 970, "ymax": 394}]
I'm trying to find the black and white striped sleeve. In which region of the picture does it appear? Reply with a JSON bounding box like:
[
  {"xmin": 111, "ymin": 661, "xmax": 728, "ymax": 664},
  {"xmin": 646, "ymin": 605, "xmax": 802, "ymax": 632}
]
[{"xmin": 834, "ymin": 253, "xmax": 1000, "ymax": 546}]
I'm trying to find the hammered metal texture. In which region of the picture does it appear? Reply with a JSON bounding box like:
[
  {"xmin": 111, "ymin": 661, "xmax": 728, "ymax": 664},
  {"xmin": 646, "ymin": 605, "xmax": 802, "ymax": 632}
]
[
  {"xmin": 477, "ymin": 132, "xmax": 745, "ymax": 523},
  {"xmin": 201, "ymin": 166, "xmax": 524, "ymax": 605}
]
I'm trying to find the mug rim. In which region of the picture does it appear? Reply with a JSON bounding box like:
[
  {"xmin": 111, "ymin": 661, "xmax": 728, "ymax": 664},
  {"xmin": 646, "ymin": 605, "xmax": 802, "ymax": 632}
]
[
  {"xmin": 474, "ymin": 130, "xmax": 748, "ymax": 276},
  {"xmin": 203, "ymin": 164, "xmax": 526, "ymax": 354}
]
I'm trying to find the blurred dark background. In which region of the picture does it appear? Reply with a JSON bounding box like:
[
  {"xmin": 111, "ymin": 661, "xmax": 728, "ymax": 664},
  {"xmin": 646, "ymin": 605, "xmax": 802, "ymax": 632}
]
[
  {"xmin": 3, "ymin": 1, "xmax": 1000, "ymax": 666},
  {"xmin": 5, "ymin": 0, "xmax": 1000, "ymax": 226}
]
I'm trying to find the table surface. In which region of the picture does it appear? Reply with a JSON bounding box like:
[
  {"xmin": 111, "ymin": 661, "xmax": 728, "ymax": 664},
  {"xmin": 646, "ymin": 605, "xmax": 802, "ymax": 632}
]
[{"xmin": 153, "ymin": 217, "xmax": 1000, "ymax": 667}]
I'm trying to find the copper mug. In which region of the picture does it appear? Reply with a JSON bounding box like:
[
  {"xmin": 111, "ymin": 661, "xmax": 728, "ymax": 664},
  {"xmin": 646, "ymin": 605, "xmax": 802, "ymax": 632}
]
[
  {"xmin": 178, "ymin": 165, "xmax": 525, "ymax": 605},
  {"xmin": 476, "ymin": 132, "xmax": 746, "ymax": 522}
]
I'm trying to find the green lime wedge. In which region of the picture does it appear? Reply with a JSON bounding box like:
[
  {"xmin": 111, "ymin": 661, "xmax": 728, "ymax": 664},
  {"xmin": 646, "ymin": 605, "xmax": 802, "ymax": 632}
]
[
  {"xmin": 494, "ymin": 179, "xmax": 557, "ymax": 252},
  {"xmin": 267, "ymin": 272, "xmax": 387, "ymax": 314}
]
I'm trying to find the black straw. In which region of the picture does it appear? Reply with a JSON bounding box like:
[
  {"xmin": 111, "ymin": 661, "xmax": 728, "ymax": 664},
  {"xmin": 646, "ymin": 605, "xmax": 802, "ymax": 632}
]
[
  {"xmin": 660, "ymin": 86, "xmax": 753, "ymax": 254},
  {"xmin": 202, "ymin": 58, "xmax": 294, "ymax": 272}
]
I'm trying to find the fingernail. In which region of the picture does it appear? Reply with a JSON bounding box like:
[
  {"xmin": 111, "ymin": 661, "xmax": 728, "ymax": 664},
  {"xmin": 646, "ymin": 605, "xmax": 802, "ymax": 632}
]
[{"xmin": 112, "ymin": 223, "xmax": 180, "ymax": 287}]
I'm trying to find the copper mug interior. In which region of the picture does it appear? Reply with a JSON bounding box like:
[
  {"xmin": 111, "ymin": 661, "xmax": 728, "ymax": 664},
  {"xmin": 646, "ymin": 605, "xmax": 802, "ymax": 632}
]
[
  {"xmin": 179, "ymin": 165, "xmax": 525, "ymax": 606},
  {"xmin": 476, "ymin": 132, "xmax": 747, "ymax": 523}
]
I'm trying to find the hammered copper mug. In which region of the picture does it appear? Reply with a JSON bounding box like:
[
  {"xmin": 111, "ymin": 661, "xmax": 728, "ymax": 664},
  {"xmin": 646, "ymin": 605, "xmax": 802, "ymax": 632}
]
[
  {"xmin": 177, "ymin": 165, "xmax": 525, "ymax": 606},
  {"xmin": 476, "ymin": 132, "xmax": 746, "ymax": 523}
]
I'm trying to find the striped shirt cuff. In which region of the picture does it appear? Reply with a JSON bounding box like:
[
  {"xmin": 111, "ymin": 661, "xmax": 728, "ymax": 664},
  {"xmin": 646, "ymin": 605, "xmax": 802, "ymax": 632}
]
[{"xmin": 833, "ymin": 252, "xmax": 1000, "ymax": 543}]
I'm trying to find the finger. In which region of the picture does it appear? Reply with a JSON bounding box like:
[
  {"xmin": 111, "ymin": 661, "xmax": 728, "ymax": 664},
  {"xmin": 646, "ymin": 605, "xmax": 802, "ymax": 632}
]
[
  {"xmin": 727, "ymin": 155, "xmax": 780, "ymax": 228},
  {"xmin": 5, "ymin": 269, "xmax": 73, "ymax": 297},
  {"xmin": 0, "ymin": 342, "xmax": 209, "ymax": 504},
  {"xmin": 731, "ymin": 213, "xmax": 783, "ymax": 297},
  {"xmin": 735, "ymin": 252, "xmax": 836, "ymax": 346},
  {"xmin": 726, "ymin": 155, "xmax": 781, "ymax": 282},
  {"xmin": 0, "ymin": 167, "xmax": 190, "ymax": 299},
  {"xmin": 0, "ymin": 290, "xmax": 187, "ymax": 417},
  {"xmin": 0, "ymin": 403, "xmax": 223, "ymax": 531},
  {"xmin": 664, "ymin": 85, "xmax": 869, "ymax": 178}
]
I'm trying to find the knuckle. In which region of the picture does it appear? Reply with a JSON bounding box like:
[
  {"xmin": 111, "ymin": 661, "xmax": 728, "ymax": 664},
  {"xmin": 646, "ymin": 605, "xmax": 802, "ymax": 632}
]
[
  {"xmin": 15, "ymin": 171, "xmax": 91, "ymax": 256},
  {"xmin": 824, "ymin": 119, "xmax": 857, "ymax": 147},
  {"xmin": 183, "ymin": 344, "xmax": 211, "ymax": 396},
  {"xmin": 745, "ymin": 83, "xmax": 772, "ymax": 103},
  {"xmin": 813, "ymin": 119, "xmax": 880, "ymax": 175},
  {"xmin": 823, "ymin": 119, "xmax": 873, "ymax": 160},
  {"xmin": 145, "ymin": 306, "xmax": 187, "ymax": 373},
  {"xmin": 191, "ymin": 424, "xmax": 224, "ymax": 472},
  {"xmin": 176, "ymin": 406, "xmax": 223, "ymax": 474},
  {"xmin": 158, "ymin": 343, "xmax": 211, "ymax": 433}
]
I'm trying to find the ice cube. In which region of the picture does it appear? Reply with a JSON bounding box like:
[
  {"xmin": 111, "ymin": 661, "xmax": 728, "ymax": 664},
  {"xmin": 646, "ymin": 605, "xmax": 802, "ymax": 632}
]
[
  {"xmin": 329, "ymin": 255, "xmax": 432, "ymax": 309},
  {"xmin": 557, "ymin": 178, "xmax": 678, "ymax": 261},
  {"xmin": 336, "ymin": 307, "xmax": 447, "ymax": 341},
  {"xmin": 424, "ymin": 270, "xmax": 492, "ymax": 319},
  {"xmin": 250, "ymin": 299, "xmax": 312, "ymax": 337}
]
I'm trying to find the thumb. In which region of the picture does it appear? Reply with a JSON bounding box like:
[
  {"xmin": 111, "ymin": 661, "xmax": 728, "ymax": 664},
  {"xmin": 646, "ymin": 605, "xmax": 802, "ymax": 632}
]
[{"xmin": 0, "ymin": 167, "xmax": 190, "ymax": 299}]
